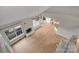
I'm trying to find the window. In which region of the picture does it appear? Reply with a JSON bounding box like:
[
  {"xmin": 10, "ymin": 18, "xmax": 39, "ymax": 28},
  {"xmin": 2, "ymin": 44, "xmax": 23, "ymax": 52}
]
[
  {"xmin": 15, "ymin": 27, "xmax": 23, "ymax": 36},
  {"xmin": 5, "ymin": 28, "xmax": 16, "ymax": 40},
  {"xmin": 5, "ymin": 25, "xmax": 23, "ymax": 40},
  {"xmin": 15, "ymin": 25, "xmax": 23, "ymax": 36}
]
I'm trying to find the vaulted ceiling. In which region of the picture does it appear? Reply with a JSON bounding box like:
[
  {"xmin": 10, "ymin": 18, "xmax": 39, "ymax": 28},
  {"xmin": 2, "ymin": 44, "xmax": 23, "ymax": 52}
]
[
  {"xmin": 42, "ymin": 6, "xmax": 79, "ymax": 30},
  {"xmin": 42, "ymin": 6, "xmax": 79, "ymax": 38}
]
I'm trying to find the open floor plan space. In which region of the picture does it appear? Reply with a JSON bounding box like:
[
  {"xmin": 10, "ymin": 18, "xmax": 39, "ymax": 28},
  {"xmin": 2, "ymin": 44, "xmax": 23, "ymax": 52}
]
[
  {"xmin": 12, "ymin": 24, "xmax": 64, "ymax": 53},
  {"xmin": 0, "ymin": 6, "xmax": 79, "ymax": 53}
]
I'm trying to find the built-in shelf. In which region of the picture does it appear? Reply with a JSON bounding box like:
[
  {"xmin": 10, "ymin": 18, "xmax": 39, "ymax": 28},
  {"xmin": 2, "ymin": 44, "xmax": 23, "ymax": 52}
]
[
  {"xmin": 5, "ymin": 25, "xmax": 25, "ymax": 45},
  {"xmin": 10, "ymin": 33, "xmax": 25, "ymax": 45}
]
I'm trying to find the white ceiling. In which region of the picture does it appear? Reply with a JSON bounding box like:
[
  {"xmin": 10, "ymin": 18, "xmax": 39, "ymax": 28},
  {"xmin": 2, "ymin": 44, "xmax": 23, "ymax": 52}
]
[
  {"xmin": 42, "ymin": 6, "xmax": 79, "ymax": 38},
  {"xmin": 0, "ymin": 6, "xmax": 50, "ymax": 26},
  {"xmin": 42, "ymin": 6, "xmax": 79, "ymax": 30}
]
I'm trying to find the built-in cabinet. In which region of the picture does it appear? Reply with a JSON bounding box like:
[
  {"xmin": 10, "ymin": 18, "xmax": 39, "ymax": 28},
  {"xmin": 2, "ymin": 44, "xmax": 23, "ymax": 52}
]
[
  {"xmin": 15, "ymin": 25, "xmax": 23, "ymax": 36},
  {"xmin": 5, "ymin": 25, "xmax": 23, "ymax": 40},
  {"xmin": 5, "ymin": 28, "xmax": 16, "ymax": 40},
  {"xmin": 4, "ymin": 25, "xmax": 25, "ymax": 45},
  {"xmin": 0, "ymin": 19, "xmax": 33, "ymax": 45}
]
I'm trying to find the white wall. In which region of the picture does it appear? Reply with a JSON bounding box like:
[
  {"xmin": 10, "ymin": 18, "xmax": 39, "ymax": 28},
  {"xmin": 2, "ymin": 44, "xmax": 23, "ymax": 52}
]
[{"xmin": 22, "ymin": 19, "xmax": 32, "ymax": 29}]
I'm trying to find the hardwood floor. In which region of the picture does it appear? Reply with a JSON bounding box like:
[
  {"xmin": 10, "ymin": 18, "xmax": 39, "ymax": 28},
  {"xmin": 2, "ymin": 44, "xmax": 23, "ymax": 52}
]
[
  {"xmin": 12, "ymin": 23, "xmax": 64, "ymax": 53},
  {"xmin": 77, "ymin": 39, "xmax": 79, "ymax": 52}
]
